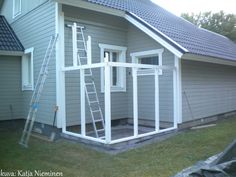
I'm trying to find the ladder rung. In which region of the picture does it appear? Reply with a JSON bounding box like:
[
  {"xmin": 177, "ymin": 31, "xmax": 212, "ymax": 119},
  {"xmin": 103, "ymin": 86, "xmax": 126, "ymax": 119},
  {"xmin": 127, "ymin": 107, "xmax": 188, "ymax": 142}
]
[
  {"xmin": 92, "ymin": 110, "xmax": 100, "ymax": 113},
  {"xmin": 85, "ymin": 83, "xmax": 94, "ymax": 86},
  {"xmin": 77, "ymin": 48, "xmax": 85, "ymax": 51},
  {"xmin": 87, "ymin": 92, "xmax": 96, "ymax": 94},
  {"xmin": 77, "ymin": 40, "xmax": 84, "ymax": 42},
  {"xmin": 97, "ymin": 129, "xmax": 105, "ymax": 132},
  {"xmin": 90, "ymin": 101, "xmax": 98, "ymax": 104},
  {"xmin": 79, "ymin": 57, "xmax": 87, "ymax": 59},
  {"xmin": 85, "ymin": 74, "xmax": 92, "ymax": 77},
  {"xmin": 94, "ymin": 119, "xmax": 103, "ymax": 123}
]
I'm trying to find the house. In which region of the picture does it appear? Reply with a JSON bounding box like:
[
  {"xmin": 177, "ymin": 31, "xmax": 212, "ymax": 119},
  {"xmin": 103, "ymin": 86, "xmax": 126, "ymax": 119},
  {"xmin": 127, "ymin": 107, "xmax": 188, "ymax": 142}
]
[{"xmin": 1, "ymin": 0, "xmax": 236, "ymax": 145}]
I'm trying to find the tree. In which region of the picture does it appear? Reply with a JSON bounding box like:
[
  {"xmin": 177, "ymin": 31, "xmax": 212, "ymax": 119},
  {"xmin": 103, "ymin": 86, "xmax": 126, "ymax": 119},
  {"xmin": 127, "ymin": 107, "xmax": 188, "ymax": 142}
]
[{"xmin": 181, "ymin": 11, "xmax": 236, "ymax": 42}]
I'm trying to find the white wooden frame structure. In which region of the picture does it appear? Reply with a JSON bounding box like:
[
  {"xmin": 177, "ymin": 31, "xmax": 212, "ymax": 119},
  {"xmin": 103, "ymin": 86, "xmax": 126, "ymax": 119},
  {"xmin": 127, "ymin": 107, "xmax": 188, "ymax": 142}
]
[{"xmin": 60, "ymin": 24, "xmax": 178, "ymax": 144}]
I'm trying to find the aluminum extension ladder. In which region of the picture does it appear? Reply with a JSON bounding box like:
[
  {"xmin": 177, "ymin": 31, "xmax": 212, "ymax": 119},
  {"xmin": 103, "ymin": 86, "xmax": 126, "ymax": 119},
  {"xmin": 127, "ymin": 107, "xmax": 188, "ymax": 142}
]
[
  {"xmin": 19, "ymin": 35, "xmax": 58, "ymax": 148},
  {"xmin": 74, "ymin": 23, "xmax": 105, "ymax": 139}
]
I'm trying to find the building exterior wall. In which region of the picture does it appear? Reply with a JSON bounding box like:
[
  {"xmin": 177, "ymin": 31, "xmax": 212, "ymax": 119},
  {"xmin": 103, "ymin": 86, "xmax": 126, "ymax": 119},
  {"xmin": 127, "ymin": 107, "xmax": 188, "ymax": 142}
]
[
  {"xmin": 63, "ymin": 5, "xmax": 175, "ymax": 125},
  {"xmin": 8, "ymin": 1, "xmax": 56, "ymax": 125},
  {"xmin": 127, "ymin": 24, "xmax": 175, "ymax": 123},
  {"xmin": 63, "ymin": 6, "xmax": 128, "ymax": 125},
  {"xmin": 182, "ymin": 60, "xmax": 236, "ymax": 122},
  {"xmin": 0, "ymin": 56, "xmax": 23, "ymax": 120},
  {"xmin": 1, "ymin": 0, "xmax": 48, "ymax": 23}
]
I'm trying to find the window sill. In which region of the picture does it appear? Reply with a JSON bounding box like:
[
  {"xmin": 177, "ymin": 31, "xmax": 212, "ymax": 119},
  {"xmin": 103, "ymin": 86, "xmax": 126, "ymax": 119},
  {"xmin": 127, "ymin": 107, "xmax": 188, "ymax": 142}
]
[{"xmin": 22, "ymin": 85, "xmax": 33, "ymax": 91}]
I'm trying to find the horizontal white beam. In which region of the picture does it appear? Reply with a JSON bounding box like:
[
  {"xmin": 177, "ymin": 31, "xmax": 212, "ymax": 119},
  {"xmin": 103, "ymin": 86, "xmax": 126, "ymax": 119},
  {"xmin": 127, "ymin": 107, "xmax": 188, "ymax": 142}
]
[
  {"xmin": 62, "ymin": 62, "xmax": 176, "ymax": 72},
  {"xmin": 62, "ymin": 63, "xmax": 105, "ymax": 71},
  {"xmin": 63, "ymin": 130, "xmax": 105, "ymax": 143},
  {"xmin": 109, "ymin": 62, "xmax": 175, "ymax": 70}
]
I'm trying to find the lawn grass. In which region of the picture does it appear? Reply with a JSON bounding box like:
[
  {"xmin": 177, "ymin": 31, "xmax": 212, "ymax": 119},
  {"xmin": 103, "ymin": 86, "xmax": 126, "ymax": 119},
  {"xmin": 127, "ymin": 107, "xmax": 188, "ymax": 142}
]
[{"xmin": 1, "ymin": 118, "xmax": 236, "ymax": 177}]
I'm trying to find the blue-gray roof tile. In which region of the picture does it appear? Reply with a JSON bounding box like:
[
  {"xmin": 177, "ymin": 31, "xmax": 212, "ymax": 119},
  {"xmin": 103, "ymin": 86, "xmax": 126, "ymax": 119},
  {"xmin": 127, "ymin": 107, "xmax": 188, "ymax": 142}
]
[
  {"xmin": 87, "ymin": 0, "xmax": 236, "ymax": 61},
  {"xmin": 0, "ymin": 15, "xmax": 24, "ymax": 52}
]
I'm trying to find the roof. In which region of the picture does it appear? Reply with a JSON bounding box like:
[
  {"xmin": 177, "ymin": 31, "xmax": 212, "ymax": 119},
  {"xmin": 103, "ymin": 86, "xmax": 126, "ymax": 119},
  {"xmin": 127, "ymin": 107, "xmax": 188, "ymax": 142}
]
[
  {"xmin": 0, "ymin": 15, "xmax": 24, "ymax": 52},
  {"xmin": 87, "ymin": 0, "xmax": 236, "ymax": 61}
]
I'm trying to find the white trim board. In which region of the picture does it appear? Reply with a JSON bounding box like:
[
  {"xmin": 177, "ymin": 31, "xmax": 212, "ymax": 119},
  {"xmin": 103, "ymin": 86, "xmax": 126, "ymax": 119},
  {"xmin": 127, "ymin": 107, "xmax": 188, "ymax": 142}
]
[
  {"xmin": 0, "ymin": 51, "xmax": 24, "ymax": 56},
  {"xmin": 55, "ymin": 3, "xmax": 66, "ymax": 128},
  {"xmin": 53, "ymin": 0, "xmax": 125, "ymax": 17},
  {"xmin": 125, "ymin": 14, "xmax": 186, "ymax": 58},
  {"xmin": 21, "ymin": 47, "xmax": 34, "ymax": 91},
  {"xmin": 182, "ymin": 53, "xmax": 236, "ymax": 67},
  {"xmin": 99, "ymin": 43, "xmax": 127, "ymax": 93}
]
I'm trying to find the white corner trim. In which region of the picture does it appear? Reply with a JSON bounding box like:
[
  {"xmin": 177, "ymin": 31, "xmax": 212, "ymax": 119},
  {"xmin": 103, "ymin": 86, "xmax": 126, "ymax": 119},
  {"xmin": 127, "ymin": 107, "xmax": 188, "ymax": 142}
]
[
  {"xmin": 24, "ymin": 47, "xmax": 34, "ymax": 55},
  {"xmin": 125, "ymin": 14, "xmax": 186, "ymax": 58},
  {"xmin": 55, "ymin": 3, "xmax": 65, "ymax": 129},
  {"xmin": 175, "ymin": 56, "xmax": 182, "ymax": 124}
]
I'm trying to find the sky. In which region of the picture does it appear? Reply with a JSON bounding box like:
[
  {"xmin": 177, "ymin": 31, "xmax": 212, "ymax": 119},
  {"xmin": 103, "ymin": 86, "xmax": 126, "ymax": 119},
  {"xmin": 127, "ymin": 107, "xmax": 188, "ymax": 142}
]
[{"xmin": 151, "ymin": 0, "xmax": 236, "ymax": 16}]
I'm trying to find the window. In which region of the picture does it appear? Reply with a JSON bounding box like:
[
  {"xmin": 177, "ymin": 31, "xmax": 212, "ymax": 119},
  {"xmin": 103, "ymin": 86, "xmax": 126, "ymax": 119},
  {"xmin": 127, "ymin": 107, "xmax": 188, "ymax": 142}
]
[
  {"xmin": 99, "ymin": 44, "xmax": 127, "ymax": 92},
  {"xmin": 13, "ymin": 0, "xmax": 21, "ymax": 18},
  {"xmin": 22, "ymin": 47, "xmax": 34, "ymax": 91},
  {"xmin": 131, "ymin": 49, "xmax": 164, "ymax": 74},
  {"xmin": 139, "ymin": 56, "xmax": 159, "ymax": 65}
]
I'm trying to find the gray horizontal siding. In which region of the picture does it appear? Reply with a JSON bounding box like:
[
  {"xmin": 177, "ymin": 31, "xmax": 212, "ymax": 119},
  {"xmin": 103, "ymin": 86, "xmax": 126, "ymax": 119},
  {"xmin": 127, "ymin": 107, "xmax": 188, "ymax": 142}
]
[
  {"xmin": 63, "ymin": 6, "xmax": 128, "ymax": 125},
  {"xmin": 0, "ymin": 56, "xmax": 23, "ymax": 120},
  {"xmin": 11, "ymin": 1, "xmax": 56, "ymax": 125},
  {"xmin": 1, "ymin": 0, "xmax": 48, "ymax": 24},
  {"xmin": 182, "ymin": 60, "xmax": 236, "ymax": 122}
]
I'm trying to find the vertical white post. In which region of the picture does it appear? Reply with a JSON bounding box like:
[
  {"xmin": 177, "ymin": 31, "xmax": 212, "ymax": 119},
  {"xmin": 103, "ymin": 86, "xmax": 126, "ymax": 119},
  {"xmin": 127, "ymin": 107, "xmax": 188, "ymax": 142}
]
[
  {"xmin": 104, "ymin": 62, "xmax": 111, "ymax": 143},
  {"xmin": 155, "ymin": 69, "xmax": 160, "ymax": 132},
  {"xmin": 175, "ymin": 56, "xmax": 182, "ymax": 124},
  {"xmin": 133, "ymin": 68, "xmax": 138, "ymax": 137},
  {"xmin": 80, "ymin": 69, "xmax": 86, "ymax": 136},
  {"xmin": 173, "ymin": 66, "xmax": 178, "ymax": 129},
  {"xmin": 72, "ymin": 23, "xmax": 78, "ymax": 67},
  {"xmin": 55, "ymin": 3, "xmax": 66, "ymax": 129},
  {"xmin": 87, "ymin": 36, "xmax": 92, "ymax": 65}
]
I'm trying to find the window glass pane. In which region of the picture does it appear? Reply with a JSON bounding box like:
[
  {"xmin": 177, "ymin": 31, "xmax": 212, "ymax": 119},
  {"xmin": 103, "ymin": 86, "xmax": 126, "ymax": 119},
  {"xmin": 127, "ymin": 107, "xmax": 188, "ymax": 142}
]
[
  {"xmin": 112, "ymin": 52, "xmax": 118, "ymax": 86},
  {"xmin": 140, "ymin": 56, "xmax": 159, "ymax": 65},
  {"xmin": 112, "ymin": 67, "xmax": 117, "ymax": 86},
  {"xmin": 112, "ymin": 52, "xmax": 117, "ymax": 62}
]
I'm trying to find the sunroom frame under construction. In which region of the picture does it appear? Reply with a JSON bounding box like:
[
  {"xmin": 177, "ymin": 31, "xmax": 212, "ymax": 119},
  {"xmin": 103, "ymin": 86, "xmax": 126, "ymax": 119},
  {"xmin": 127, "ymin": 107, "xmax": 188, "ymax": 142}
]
[{"xmin": 59, "ymin": 23, "xmax": 179, "ymax": 145}]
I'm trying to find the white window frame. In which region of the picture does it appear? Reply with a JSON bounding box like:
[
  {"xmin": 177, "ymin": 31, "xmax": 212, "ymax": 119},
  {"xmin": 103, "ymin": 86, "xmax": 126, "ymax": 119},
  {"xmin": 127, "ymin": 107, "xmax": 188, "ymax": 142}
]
[
  {"xmin": 99, "ymin": 44, "xmax": 127, "ymax": 93},
  {"xmin": 130, "ymin": 49, "xmax": 164, "ymax": 74},
  {"xmin": 13, "ymin": 0, "xmax": 22, "ymax": 19},
  {"xmin": 22, "ymin": 47, "xmax": 34, "ymax": 91}
]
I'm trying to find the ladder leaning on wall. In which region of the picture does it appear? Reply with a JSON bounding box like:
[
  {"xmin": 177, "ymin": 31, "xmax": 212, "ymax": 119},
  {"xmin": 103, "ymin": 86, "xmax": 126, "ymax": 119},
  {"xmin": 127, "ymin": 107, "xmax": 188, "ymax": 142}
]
[
  {"xmin": 71, "ymin": 23, "xmax": 105, "ymax": 139},
  {"xmin": 19, "ymin": 34, "xmax": 58, "ymax": 148}
]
